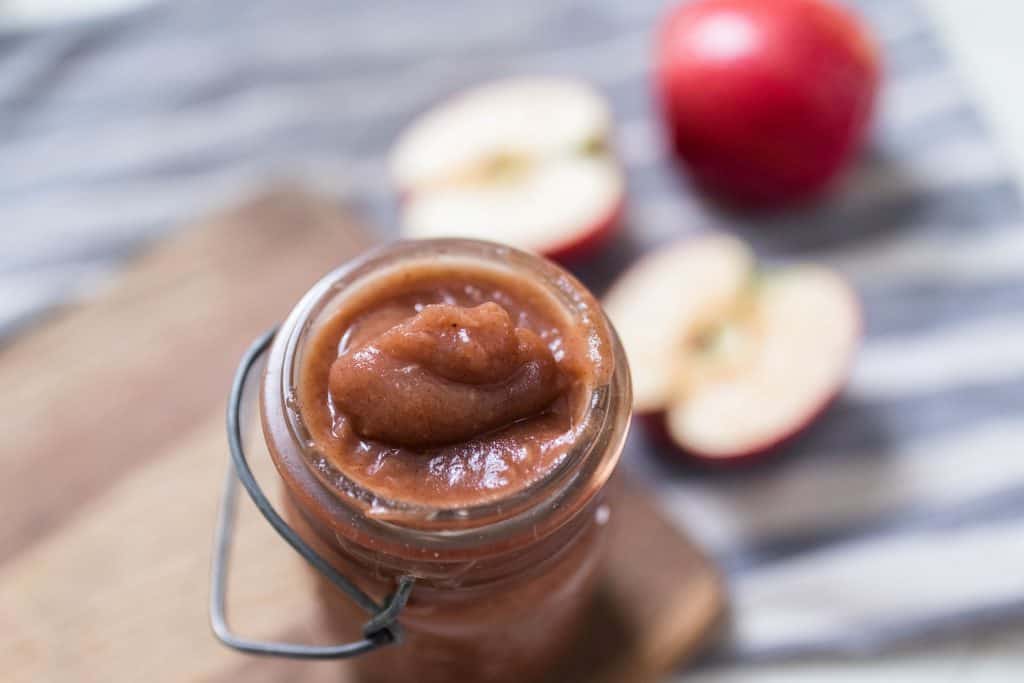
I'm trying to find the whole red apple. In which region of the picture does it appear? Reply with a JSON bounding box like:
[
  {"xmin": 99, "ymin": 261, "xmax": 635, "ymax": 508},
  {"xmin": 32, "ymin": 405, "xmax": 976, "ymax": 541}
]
[{"xmin": 655, "ymin": 0, "xmax": 880, "ymax": 207}]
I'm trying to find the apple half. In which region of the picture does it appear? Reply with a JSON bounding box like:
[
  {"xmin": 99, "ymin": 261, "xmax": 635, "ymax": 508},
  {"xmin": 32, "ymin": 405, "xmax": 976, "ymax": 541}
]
[
  {"xmin": 390, "ymin": 77, "xmax": 625, "ymax": 262},
  {"xmin": 603, "ymin": 234, "xmax": 860, "ymax": 462}
]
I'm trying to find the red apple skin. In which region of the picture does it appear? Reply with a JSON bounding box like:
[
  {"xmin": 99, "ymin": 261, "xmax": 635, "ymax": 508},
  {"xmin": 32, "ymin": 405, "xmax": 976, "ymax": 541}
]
[
  {"xmin": 396, "ymin": 187, "xmax": 626, "ymax": 266},
  {"xmin": 655, "ymin": 0, "xmax": 880, "ymax": 207},
  {"xmin": 640, "ymin": 392, "xmax": 841, "ymax": 468},
  {"xmin": 543, "ymin": 195, "xmax": 626, "ymax": 265}
]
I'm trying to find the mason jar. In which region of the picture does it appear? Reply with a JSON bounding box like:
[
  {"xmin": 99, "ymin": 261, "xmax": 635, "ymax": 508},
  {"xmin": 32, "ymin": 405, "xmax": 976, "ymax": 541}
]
[{"xmin": 258, "ymin": 239, "xmax": 631, "ymax": 682}]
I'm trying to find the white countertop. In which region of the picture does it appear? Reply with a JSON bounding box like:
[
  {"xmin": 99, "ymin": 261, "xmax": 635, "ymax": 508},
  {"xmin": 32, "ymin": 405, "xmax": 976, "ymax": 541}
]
[{"xmin": 925, "ymin": 0, "xmax": 1024, "ymax": 188}]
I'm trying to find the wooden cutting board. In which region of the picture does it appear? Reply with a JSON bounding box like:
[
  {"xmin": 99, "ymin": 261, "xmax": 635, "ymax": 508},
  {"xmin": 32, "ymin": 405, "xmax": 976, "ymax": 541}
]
[{"xmin": 0, "ymin": 188, "xmax": 724, "ymax": 683}]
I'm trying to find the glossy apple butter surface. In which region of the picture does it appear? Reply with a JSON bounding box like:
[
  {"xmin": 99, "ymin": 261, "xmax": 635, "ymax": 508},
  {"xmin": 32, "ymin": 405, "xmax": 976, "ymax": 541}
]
[{"xmin": 297, "ymin": 261, "xmax": 598, "ymax": 508}]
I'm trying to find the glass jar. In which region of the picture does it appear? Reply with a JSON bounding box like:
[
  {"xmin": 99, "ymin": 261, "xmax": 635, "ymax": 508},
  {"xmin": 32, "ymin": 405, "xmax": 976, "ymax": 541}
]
[{"xmin": 259, "ymin": 239, "xmax": 631, "ymax": 683}]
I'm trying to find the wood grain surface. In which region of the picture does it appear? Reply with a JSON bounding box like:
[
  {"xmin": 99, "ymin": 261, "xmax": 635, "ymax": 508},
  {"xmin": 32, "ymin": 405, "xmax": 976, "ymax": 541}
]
[{"xmin": 1, "ymin": 189, "xmax": 724, "ymax": 683}]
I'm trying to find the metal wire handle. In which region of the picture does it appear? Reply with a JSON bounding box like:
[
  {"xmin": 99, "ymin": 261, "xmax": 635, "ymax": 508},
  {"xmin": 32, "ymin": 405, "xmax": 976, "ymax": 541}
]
[{"xmin": 209, "ymin": 327, "xmax": 415, "ymax": 659}]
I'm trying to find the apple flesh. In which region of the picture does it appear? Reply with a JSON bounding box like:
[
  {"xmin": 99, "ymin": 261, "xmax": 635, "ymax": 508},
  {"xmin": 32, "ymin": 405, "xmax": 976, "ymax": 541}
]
[
  {"xmin": 390, "ymin": 77, "xmax": 625, "ymax": 262},
  {"xmin": 655, "ymin": 0, "xmax": 880, "ymax": 207},
  {"xmin": 603, "ymin": 234, "xmax": 860, "ymax": 462}
]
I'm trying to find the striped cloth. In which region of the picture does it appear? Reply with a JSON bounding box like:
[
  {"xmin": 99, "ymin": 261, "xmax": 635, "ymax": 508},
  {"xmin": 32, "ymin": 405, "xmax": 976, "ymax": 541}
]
[{"xmin": 3, "ymin": 0, "xmax": 1022, "ymax": 674}]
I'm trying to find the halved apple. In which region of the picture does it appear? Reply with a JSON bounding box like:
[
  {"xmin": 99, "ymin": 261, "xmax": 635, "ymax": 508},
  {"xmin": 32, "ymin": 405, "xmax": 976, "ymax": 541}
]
[
  {"xmin": 390, "ymin": 77, "xmax": 625, "ymax": 262},
  {"xmin": 603, "ymin": 234, "xmax": 860, "ymax": 462}
]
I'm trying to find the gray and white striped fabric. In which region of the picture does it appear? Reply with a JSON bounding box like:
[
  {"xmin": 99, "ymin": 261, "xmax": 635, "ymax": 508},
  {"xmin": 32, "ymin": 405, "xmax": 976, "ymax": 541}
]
[{"xmin": 3, "ymin": 0, "xmax": 1022, "ymax": 672}]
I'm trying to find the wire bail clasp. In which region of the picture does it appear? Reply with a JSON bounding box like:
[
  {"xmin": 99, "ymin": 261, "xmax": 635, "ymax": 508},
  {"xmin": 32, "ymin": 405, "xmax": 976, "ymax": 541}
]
[{"xmin": 209, "ymin": 328, "xmax": 415, "ymax": 659}]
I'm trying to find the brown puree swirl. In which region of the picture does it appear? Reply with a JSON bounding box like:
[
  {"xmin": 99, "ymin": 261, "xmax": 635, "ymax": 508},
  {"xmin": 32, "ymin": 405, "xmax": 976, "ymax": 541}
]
[
  {"xmin": 297, "ymin": 262, "xmax": 602, "ymax": 508},
  {"xmin": 329, "ymin": 302, "xmax": 567, "ymax": 447}
]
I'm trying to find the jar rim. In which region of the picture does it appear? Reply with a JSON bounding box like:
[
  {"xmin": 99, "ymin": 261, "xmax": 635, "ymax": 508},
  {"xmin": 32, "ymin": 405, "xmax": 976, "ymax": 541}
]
[{"xmin": 261, "ymin": 238, "xmax": 631, "ymax": 555}]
